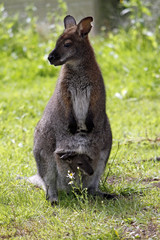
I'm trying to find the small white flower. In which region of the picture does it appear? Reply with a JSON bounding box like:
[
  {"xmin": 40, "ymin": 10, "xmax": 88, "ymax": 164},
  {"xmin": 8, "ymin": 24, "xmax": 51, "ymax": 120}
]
[
  {"xmin": 23, "ymin": 46, "xmax": 27, "ymax": 52},
  {"xmin": 18, "ymin": 143, "xmax": 23, "ymax": 148},
  {"xmin": 11, "ymin": 139, "xmax": 15, "ymax": 144},
  {"xmin": 67, "ymin": 171, "xmax": 75, "ymax": 180},
  {"xmin": 115, "ymin": 92, "xmax": 123, "ymax": 99},
  {"xmin": 26, "ymin": 17, "xmax": 31, "ymax": 23},
  {"xmin": 122, "ymin": 89, "xmax": 127, "ymax": 96},
  {"xmin": 43, "ymin": 54, "xmax": 48, "ymax": 61},
  {"xmin": 38, "ymin": 65, "xmax": 43, "ymax": 69},
  {"xmin": 68, "ymin": 181, "xmax": 74, "ymax": 185}
]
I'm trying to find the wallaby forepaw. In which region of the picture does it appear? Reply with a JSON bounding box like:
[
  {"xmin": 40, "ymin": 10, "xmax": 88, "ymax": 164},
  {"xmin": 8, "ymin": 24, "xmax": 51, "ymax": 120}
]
[
  {"xmin": 46, "ymin": 194, "xmax": 58, "ymax": 206},
  {"xmin": 51, "ymin": 198, "xmax": 58, "ymax": 206}
]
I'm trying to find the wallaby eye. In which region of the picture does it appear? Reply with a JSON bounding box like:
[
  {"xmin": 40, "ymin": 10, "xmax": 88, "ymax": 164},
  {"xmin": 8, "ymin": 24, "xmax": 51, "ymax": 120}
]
[
  {"xmin": 66, "ymin": 159, "xmax": 72, "ymax": 163},
  {"xmin": 64, "ymin": 40, "xmax": 72, "ymax": 48},
  {"xmin": 78, "ymin": 162, "xmax": 83, "ymax": 166}
]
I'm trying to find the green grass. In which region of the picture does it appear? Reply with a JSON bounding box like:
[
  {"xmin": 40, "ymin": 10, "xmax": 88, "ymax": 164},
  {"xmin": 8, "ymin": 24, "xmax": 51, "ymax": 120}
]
[{"xmin": 0, "ymin": 8, "xmax": 160, "ymax": 239}]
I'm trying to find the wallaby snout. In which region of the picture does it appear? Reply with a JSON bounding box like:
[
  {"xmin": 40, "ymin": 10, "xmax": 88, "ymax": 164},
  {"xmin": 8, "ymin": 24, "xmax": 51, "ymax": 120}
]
[
  {"xmin": 76, "ymin": 155, "xmax": 94, "ymax": 176},
  {"xmin": 56, "ymin": 150, "xmax": 94, "ymax": 176},
  {"xmin": 48, "ymin": 49, "xmax": 60, "ymax": 66}
]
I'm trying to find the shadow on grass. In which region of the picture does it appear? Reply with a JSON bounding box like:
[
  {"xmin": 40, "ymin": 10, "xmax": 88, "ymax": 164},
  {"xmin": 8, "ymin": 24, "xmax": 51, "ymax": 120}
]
[{"xmin": 57, "ymin": 186, "xmax": 147, "ymax": 216}]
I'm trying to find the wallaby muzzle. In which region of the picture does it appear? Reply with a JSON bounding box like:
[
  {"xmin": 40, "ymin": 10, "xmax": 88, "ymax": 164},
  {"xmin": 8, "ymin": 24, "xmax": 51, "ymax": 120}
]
[
  {"xmin": 48, "ymin": 49, "xmax": 60, "ymax": 66},
  {"xmin": 56, "ymin": 151, "xmax": 94, "ymax": 176}
]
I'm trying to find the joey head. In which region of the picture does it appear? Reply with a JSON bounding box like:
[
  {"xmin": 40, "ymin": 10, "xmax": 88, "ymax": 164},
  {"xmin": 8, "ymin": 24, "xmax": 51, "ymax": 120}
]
[{"xmin": 56, "ymin": 150, "xmax": 94, "ymax": 176}]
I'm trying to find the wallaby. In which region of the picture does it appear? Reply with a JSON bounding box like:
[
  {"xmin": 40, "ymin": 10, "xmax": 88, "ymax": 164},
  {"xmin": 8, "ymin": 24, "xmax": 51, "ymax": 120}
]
[{"xmin": 31, "ymin": 15, "xmax": 112, "ymax": 205}]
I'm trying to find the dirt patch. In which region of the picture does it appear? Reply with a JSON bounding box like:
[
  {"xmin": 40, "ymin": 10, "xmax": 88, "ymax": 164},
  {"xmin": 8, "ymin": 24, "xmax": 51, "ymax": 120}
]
[
  {"xmin": 141, "ymin": 178, "xmax": 160, "ymax": 189},
  {"xmin": 106, "ymin": 176, "xmax": 122, "ymax": 185},
  {"xmin": 122, "ymin": 219, "xmax": 160, "ymax": 239},
  {"xmin": 142, "ymin": 178, "xmax": 160, "ymax": 183},
  {"xmin": 152, "ymin": 181, "xmax": 160, "ymax": 189},
  {"xmin": 106, "ymin": 176, "xmax": 137, "ymax": 185}
]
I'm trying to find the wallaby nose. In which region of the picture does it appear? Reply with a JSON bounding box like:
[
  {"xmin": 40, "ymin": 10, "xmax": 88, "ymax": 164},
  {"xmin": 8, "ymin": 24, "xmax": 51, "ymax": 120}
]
[
  {"xmin": 88, "ymin": 167, "xmax": 94, "ymax": 176},
  {"xmin": 48, "ymin": 54, "xmax": 56, "ymax": 64},
  {"xmin": 48, "ymin": 50, "xmax": 60, "ymax": 65}
]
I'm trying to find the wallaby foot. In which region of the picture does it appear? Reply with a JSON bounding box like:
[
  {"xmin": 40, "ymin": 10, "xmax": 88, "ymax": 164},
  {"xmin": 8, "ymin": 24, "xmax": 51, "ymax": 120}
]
[
  {"xmin": 27, "ymin": 174, "xmax": 58, "ymax": 205},
  {"xmin": 97, "ymin": 191, "xmax": 117, "ymax": 199},
  {"xmin": 45, "ymin": 181, "xmax": 58, "ymax": 206},
  {"xmin": 46, "ymin": 193, "xmax": 58, "ymax": 205},
  {"xmin": 88, "ymin": 188, "xmax": 117, "ymax": 200}
]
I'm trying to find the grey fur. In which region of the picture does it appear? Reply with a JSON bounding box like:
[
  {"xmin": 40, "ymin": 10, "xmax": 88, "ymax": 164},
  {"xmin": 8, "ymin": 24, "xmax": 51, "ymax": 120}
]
[{"xmin": 31, "ymin": 16, "xmax": 112, "ymax": 205}]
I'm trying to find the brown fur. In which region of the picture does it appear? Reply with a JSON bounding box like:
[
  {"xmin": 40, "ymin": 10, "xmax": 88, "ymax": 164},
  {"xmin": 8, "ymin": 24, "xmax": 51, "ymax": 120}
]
[{"xmin": 31, "ymin": 16, "xmax": 112, "ymax": 204}]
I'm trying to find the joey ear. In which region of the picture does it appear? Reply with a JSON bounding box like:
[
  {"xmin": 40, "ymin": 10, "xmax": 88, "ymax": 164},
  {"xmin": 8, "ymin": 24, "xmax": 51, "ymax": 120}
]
[
  {"xmin": 64, "ymin": 15, "xmax": 76, "ymax": 29},
  {"xmin": 55, "ymin": 150, "xmax": 76, "ymax": 160},
  {"xmin": 77, "ymin": 16, "xmax": 93, "ymax": 38}
]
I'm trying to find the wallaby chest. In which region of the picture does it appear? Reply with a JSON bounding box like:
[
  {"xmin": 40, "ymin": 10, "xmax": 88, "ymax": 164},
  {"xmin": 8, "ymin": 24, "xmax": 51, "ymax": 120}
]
[{"xmin": 69, "ymin": 80, "xmax": 91, "ymax": 131}]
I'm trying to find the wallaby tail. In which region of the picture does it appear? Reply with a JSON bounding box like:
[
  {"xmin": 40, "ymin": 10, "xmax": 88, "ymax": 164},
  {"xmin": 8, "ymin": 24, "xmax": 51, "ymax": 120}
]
[{"xmin": 27, "ymin": 174, "xmax": 46, "ymax": 191}]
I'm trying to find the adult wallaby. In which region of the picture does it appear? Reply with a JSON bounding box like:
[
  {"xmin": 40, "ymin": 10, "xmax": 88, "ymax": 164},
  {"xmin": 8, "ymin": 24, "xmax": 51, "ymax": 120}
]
[{"xmin": 31, "ymin": 15, "xmax": 112, "ymax": 205}]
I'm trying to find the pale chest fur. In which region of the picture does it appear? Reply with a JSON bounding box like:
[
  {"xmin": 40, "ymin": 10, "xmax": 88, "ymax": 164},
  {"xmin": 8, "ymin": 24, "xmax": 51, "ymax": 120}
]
[{"xmin": 70, "ymin": 86, "xmax": 91, "ymax": 131}]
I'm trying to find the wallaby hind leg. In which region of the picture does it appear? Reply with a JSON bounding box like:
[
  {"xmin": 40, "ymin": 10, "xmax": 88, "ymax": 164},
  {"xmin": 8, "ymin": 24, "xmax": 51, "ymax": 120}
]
[
  {"xmin": 87, "ymin": 147, "xmax": 111, "ymax": 197},
  {"xmin": 34, "ymin": 149, "xmax": 58, "ymax": 204}
]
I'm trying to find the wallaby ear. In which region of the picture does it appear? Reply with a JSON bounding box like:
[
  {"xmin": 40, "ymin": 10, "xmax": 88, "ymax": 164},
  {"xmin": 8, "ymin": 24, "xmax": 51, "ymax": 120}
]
[
  {"xmin": 77, "ymin": 16, "xmax": 93, "ymax": 38},
  {"xmin": 64, "ymin": 15, "xmax": 76, "ymax": 29}
]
